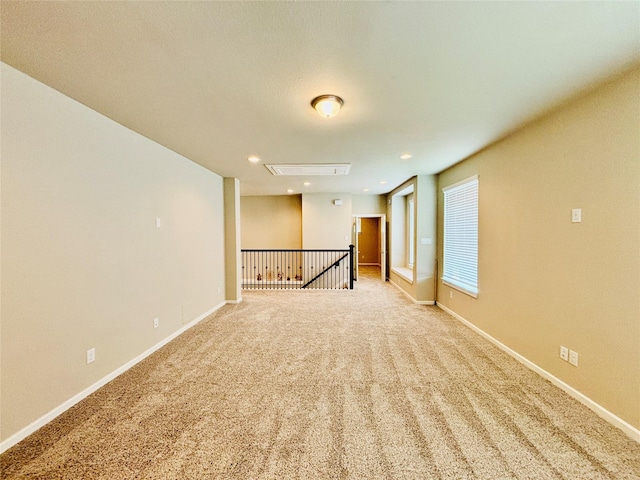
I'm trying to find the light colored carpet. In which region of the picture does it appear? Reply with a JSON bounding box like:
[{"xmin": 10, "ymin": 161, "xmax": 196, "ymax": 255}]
[{"xmin": 2, "ymin": 266, "xmax": 639, "ymax": 479}]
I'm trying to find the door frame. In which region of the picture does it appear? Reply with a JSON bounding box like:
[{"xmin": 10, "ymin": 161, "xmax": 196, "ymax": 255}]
[{"xmin": 352, "ymin": 214, "xmax": 386, "ymax": 282}]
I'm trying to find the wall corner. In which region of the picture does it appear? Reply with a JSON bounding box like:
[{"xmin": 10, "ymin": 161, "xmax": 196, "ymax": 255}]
[{"xmin": 224, "ymin": 178, "xmax": 241, "ymax": 302}]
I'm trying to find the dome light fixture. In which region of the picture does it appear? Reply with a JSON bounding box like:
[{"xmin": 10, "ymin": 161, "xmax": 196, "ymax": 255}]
[{"xmin": 311, "ymin": 95, "xmax": 344, "ymax": 118}]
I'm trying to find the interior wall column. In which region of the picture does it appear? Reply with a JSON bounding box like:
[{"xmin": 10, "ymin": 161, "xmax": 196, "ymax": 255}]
[{"xmin": 224, "ymin": 178, "xmax": 242, "ymax": 303}]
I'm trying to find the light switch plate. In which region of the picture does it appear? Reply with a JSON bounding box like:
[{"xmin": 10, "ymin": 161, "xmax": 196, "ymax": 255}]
[
  {"xmin": 571, "ymin": 209, "xmax": 581, "ymax": 223},
  {"xmin": 86, "ymin": 348, "xmax": 96, "ymax": 364}
]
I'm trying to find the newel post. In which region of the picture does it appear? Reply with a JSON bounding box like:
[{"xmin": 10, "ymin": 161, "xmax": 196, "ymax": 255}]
[{"xmin": 349, "ymin": 244, "xmax": 355, "ymax": 289}]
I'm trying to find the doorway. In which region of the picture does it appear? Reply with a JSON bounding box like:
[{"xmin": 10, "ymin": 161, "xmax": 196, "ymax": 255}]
[{"xmin": 352, "ymin": 214, "xmax": 386, "ymax": 282}]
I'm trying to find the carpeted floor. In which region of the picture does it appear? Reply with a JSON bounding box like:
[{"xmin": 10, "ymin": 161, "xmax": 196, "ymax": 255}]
[{"xmin": 2, "ymin": 266, "xmax": 639, "ymax": 479}]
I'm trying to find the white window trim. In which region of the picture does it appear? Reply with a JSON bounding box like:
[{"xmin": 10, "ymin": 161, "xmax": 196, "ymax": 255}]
[
  {"xmin": 391, "ymin": 266, "xmax": 414, "ymax": 284},
  {"xmin": 442, "ymin": 175, "xmax": 479, "ymax": 298},
  {"xmin": 443, "ymin": 279, "xmax": 478, "ymax": 298}
]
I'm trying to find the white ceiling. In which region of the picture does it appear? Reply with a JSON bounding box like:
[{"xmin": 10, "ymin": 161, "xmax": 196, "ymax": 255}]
[{"xmin": 2, "ymin": 1, "xmax": 639, "ymax": 196}]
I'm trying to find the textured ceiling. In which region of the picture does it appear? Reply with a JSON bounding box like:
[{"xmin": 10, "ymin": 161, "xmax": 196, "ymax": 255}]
[{"xmin": 2, "ymin": 1, "xmax": 639, "ymax": 196}]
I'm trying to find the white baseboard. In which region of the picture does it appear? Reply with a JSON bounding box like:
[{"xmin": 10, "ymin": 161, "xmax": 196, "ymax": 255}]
[
  {"xmin": 437, "ymin": 303, "xmax": 640, "ymax": 443},
  {"xmin": 0, "ymin": 301, "xmax": 228, "ymax": 454},
  {"xmin": 389, "ymin": 279, "xmax": 435, "ymax": 305}
]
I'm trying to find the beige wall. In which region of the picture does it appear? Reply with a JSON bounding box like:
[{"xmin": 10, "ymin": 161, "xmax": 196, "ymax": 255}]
[
  {"xmin": 437, "ymin": 68, "xmax": 640, "ymax": 429},
  {"xmin": 240, "ymin": 195, "xmax": 301, "ymax": 249},
  {"xmin": 241, "ymin": 194, "xmax": 383, "ymax": 252},
  {"xmin": 0, "ymin": 64, "xmax": 226, "ymax": 442},
  {"xmin": 302, "ymin": 193, "xmax": 352, "ymax": 250},
  {"xmin": 352, "ymin": 194, "xmax": 387, "ymax": 215},
  {"xmin": 415, "ymin": 175, "xmax": 437, "ymax": 301}
]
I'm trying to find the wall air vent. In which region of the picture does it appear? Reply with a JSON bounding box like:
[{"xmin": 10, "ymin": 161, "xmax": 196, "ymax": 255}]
[{"xmin": 265, "ymin": 163, "xmax": 351, "ymax": 176}]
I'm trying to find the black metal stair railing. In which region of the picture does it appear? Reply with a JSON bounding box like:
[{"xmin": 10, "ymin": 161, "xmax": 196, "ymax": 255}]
[
  {"xmin": 241, "ymin": 246, "xmax": 354, "ymax": 290},
  {"xmin": 300, "ymin": 252, "xmax": 349, "ymax": 289}
]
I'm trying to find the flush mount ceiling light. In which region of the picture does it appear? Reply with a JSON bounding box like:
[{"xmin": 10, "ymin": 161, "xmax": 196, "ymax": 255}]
[
  {"xmin": 400, "ymin": 153, "xmax": 412, "ymax": 160},
  {"xmin": 311, "ymin": 95, "xmax": 344, "ymax": 118},
  {"xmin": 248, "ymin": 155, "xmax": 260, "ymax": 163}
]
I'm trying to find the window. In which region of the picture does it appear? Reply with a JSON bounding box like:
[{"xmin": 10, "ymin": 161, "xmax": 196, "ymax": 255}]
[
  {"xmin": 443, "ymin": 176, "xmax": 478, "ymax": 297},
  {"xmin": 407, "ymin": 195, "xmax": 415, "ymax": 267},
  {"xmin": 390, "ymin": 184, "xmax": 414, "ymax": 282}
]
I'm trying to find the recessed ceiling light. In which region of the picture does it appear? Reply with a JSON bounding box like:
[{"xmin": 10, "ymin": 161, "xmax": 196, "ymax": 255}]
[
  {"xmin": 248, "ymin": 155, "xmax": 260, "ymax": 163},
  {"xmin": 380, "ymin": 180, "xmax": 387, "ymax": 185},
  {"xmin": 311, "ymin": 95, "xmax": 344, "ymax": 118},
  {"xmin": 287, "ymin": 189, "xmax": 294, "ymax": 194},
  {"xmin": 400, "ymin": 154, "xmax": 412, "ymax": 160},
  {"xmin": 303, "ymin": 182, "xmax": 311, "ymax": 186},
  {"xmin": 363, "ymin": 188, "xmax": 370, "ymax": 192}
]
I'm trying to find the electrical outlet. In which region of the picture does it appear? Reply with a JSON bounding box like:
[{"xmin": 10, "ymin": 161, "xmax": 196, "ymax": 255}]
[
  {"xmin": 560, "ymin": 346, "xmax": 569, "ymax": 361},
  {"xmin": 217, "ymin": 286, "xmax": 221, "ymax": 294},
  {"xmin": 569, "ymin": 350, "xmax": 579, "ymax": 366},
  {"xmin": 153, "ymin": 317, "xmax": 159, "ymax": 328},
  {"xmin": 449, "ymin": 291, "xmax": 453, "ymax": 299},
  {"xmin": 86, "ymin": 348, "xmax": 96, "ymax": 364}
]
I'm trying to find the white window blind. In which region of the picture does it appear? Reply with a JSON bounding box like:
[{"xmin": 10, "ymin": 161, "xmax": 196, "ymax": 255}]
[{"xmin": 443, "ymin": 176, "xmax": 478, "ymax": 297}]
